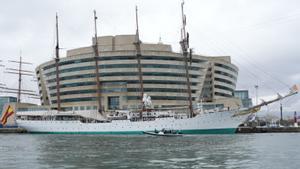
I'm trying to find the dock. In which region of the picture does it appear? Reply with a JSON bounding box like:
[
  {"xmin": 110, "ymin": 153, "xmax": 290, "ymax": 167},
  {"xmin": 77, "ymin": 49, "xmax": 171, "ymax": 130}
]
[
  {"xmin": 237, "ymin": 127, "xmax": 300, "ymax": 133},
  {"xmin": 0, "ymin": 128, "xmax": 27, "ymax": 133}
]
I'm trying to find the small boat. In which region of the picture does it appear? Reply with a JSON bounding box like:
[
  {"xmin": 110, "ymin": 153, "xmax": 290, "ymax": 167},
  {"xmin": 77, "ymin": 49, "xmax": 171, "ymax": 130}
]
[{"xmin": 143, "ymin": 129, "xmax": 183, "ymax": 137}]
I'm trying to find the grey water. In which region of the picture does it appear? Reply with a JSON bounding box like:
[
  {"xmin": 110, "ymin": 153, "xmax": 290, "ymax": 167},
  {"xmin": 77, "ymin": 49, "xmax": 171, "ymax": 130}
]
[{"xmin": 0, "ymin": 133, "xmax": 299, "ymax": 169}]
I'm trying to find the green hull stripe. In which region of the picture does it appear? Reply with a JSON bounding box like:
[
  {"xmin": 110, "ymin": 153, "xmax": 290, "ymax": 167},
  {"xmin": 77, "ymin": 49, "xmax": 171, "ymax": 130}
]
[
  {"xmin": 30, "ymin": 128, "xmax": 237, "ymax": 135},
  {"xmin": 180, "ymin": 128, "xmax": 236, "ymax": 134}
]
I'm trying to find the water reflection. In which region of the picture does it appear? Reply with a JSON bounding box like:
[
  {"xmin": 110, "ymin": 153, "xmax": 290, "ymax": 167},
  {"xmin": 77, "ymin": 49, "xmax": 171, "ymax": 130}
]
[
  {"xmin": 36, "ymin": 135, "xmax": 258, "ymax": 169},
  {"xmin": 1, "ymin": 134, "xmax": 300, "ymax": 169}
]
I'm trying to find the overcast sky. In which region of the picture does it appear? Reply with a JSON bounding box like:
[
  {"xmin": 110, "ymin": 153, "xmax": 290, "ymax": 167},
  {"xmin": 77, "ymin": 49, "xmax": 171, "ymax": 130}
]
[{"xmin": 0, "ymin": 0, "xmax": 299, "ymax": 114}]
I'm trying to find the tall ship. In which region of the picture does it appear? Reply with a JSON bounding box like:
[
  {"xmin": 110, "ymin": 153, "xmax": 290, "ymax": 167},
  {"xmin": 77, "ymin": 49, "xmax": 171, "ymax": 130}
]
[
  {"xmin": 13, "ymin": 87, "xmax": 299, "ymax": 134},
  {"xmin": 2, "ymin": 3, "xmax": 299, "ymax": 134}
]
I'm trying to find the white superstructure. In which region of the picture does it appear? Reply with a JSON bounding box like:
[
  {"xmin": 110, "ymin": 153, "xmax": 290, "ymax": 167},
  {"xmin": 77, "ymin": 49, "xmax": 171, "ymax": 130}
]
[{"xmin": 16, "ymin": 110, "xmax": 246, "ymax": 134}]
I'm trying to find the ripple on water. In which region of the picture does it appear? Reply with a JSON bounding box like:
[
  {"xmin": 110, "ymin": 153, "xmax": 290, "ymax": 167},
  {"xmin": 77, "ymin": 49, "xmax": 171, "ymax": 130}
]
[{"xmin": 0, "ymin": 134, "xmax": 300, "ymax": 169}]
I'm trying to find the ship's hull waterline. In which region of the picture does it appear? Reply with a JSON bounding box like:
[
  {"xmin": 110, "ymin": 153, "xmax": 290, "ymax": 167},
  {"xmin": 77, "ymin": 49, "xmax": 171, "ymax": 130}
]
[{"xmin": 16, "ymin": 111, "xmax": 246, "ymax": 134}]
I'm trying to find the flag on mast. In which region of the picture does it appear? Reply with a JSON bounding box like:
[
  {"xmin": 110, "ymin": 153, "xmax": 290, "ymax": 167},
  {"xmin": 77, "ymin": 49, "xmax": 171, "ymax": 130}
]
[{"xmin": 1, "ymin": 105, "xmax": 14, "ymax": 125}]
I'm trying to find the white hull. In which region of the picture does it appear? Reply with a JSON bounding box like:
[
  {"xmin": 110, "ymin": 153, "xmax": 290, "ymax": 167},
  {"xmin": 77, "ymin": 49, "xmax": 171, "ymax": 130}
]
[{"xmin": 16, "ymin": 111, "xmax": 247, "ymax": 134}]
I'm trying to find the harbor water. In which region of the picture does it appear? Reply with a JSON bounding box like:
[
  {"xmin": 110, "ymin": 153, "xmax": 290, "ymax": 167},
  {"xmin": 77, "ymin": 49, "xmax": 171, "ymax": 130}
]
[{"xmin": 0, "ymin": 133, "xmax": 299, "ymax": 169}]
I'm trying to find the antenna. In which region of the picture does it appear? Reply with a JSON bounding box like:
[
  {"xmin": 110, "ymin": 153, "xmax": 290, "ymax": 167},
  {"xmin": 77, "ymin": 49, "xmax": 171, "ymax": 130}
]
[
  {"xmin": 135, "ymin": 6, "xmax": 140, "ymax": 42},
  {"xmin": 179, "ymin": 1, "xmax": 194, "ymax": 117},
  {"xmin": 93, "ymin": 10, "xmax": 103, "ymax": 114},
  {"xmin": 134, "ymin": 6, "xmax": 145, "ymax": 119},
  {"xmin": 55, "ymin": 13, "xmax": 61, "ymax": 111},
  {"xmin": 254, "ymin": 85, "xmax": 258, "ymax": 105}
]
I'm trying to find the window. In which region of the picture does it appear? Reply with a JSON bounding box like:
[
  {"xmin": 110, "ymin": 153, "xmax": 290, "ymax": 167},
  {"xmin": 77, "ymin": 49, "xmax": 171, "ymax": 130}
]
[{"xmin": 108, "ymin": 96, "xmax": 120, "ymax": 110}]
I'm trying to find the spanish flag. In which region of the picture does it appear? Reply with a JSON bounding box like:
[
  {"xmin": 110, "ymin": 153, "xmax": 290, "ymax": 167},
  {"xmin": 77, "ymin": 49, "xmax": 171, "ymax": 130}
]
[{"xmin": 1, "ymin": 105, "xmax": 14, "ymax": 126}]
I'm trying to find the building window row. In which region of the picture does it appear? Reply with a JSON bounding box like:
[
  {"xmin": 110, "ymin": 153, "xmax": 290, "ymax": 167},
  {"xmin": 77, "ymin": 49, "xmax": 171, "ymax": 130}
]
[
  {"xmin": 48, "ymin": 80, "xmax": 198, "ymax": 90},
  {"xmin": 214, "ymin": 85, "xmax": 234, "ymax": 93},
  {"xmin": 214, "ymin": 63, "xmax": 238, "ymax": 74},
  {"xmin": 215, "ymin": 70, "xmax": 236, "ymax": 80},
  {"xmin": 51, "ymin": 95, "xmax": 195, "ymax": 103},
  {"xmin": 127, "ymin": 88, "xmax": 197, "ymax": 93},
  {"xmin": 46, "ymin": 72, "xmax": 200, "ymax": 84},
  {"xmin": 52, "ymin": 97, "xmax": 96, "ymax": 103},
  {"xmin": 49, "ymin": 88, "xmax": 197, "ymax": 97},
  {"xmin": 214, "ymin": 92, "xmax": 233, "ymax": 97},
  {"xmin": 43, "ymin": 55, "xmax": 207, "ymax": 71},
  {"xmin": 214, "ymin": 78, "xmax": 235, "ymax": 86},
  {"xmin": 214, "ymin": 70, "xmax": 237, "ymax": 80},
  {"xmin": 126, "ymin": 96, "xmax": 196, "ymax": 101},
  {"xmin": 44, "ymin": 64, "xmax": 202, "ymax": 76},
  {"xmin": 50, "ymin": 88, "xmax": 126, "ymax": 97}
]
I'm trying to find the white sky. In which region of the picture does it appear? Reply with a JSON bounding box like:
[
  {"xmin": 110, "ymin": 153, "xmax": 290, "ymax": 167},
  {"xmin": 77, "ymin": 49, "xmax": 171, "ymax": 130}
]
[{"xmin": 0, "ymin": 0, "xmax": 299, "ymax": 115}]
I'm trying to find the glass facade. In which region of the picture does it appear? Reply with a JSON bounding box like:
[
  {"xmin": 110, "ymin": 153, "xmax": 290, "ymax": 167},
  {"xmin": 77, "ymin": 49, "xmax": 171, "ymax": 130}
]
[
  {"xmin": 234, "ymin": 90, "xmax": 249, "ymax": 99},
  {"xmin": 108, "ymin": 96, "xmax": 120, "ymax": 110},
  {"xmin": 234, "ymin": 90, "xmax": 253, "ymax": 108}
]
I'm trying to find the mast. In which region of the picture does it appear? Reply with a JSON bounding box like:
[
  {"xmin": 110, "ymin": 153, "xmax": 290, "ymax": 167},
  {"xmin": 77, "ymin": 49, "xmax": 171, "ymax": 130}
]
[
  {"xmin": 179, "ymin": 1, "xmax": 194, "ymax": 117},
  {"xmin": 5, "ymin": 55, "xmax": 36, "ymax": 102},
  {"xmin": 134, "ymin": 6, "xmax": 144, "ymax": 119},
  {"xmin": 93, "ymin": 10, "xmax": 103, "ymax": 114},
  {"xmin": 55, "ymin": 13, "xmax": 61, "ymax": 111},
  {"xmin": 17, "ymin": 55, "xmax": 22, "ymax": 103}
]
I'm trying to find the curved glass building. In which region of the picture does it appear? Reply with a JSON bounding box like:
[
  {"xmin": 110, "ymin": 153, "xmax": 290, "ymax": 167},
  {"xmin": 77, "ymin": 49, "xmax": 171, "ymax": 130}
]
[{"xmin": 36, "ymin": 35, "xmax": 238, "ymax": 111}]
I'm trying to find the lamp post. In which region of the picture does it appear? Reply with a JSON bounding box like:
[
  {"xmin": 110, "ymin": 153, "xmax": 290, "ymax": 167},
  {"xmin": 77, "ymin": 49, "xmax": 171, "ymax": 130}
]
[{"xmin": 254, "ymin": 85, "xmax": 258, "ymax": 105}]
